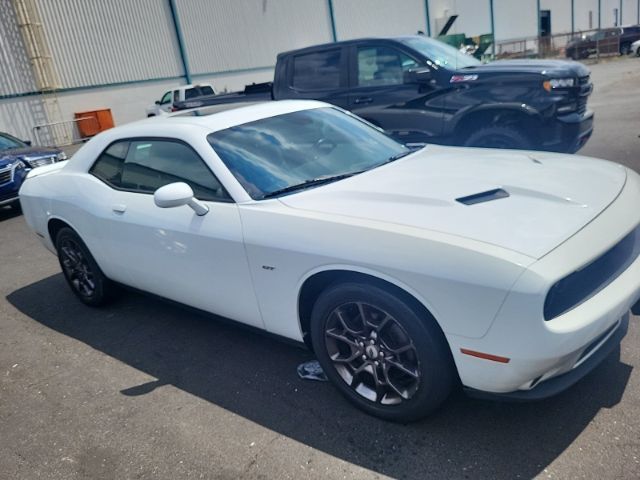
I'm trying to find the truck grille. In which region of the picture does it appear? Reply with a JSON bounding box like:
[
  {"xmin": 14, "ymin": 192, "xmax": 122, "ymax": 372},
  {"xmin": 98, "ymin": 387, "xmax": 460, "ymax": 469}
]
[
  {"xmin": 0, "ymin": 167, "xmax": 12, "ymax": 185},
  {"xmin": 577, "ymin": 75, "xmax": 591, "ymax": 114}
]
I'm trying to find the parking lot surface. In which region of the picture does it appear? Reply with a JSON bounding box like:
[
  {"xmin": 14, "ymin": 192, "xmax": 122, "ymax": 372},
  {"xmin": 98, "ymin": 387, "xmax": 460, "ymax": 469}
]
[{"xmin": 1, "ymin": 57, "xmax": 639, "ymax": 480}]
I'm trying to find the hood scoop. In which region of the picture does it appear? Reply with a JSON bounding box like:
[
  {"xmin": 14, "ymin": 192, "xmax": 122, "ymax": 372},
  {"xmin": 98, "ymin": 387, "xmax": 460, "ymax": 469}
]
[{"xmin": 456, "ymin": 188, "xmax": 510, "ymax": 206}]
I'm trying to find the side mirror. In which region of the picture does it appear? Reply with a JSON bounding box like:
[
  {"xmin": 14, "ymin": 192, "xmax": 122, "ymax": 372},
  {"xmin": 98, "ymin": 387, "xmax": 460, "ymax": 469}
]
[
  {"xmin": 22, "ymin": 139, "xmax": 32, "ymax": 146},
  {"xmin": 154, "ymin": 182, "xmax": 209, "ymax": 216},
  {"xmin": 404, "ymin": 67, "xmax": 432, "ymax": 84},
  {"xmin": 155, "ymin": 100, "xmax": 161, "ymax": 105}
]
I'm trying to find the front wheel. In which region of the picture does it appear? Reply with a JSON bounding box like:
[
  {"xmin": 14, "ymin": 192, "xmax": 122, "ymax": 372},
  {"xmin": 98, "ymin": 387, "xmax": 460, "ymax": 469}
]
[
  {"xmin": 463, "ymin": 125, "xmax": 532, "ymax": 150},
  {"xmin": 55, "ymin": 227, "xmax": 117, "ymax": 306},
  {"xmin": 310, "ymin": 282, "xmax": 455, "ymax": 422}
]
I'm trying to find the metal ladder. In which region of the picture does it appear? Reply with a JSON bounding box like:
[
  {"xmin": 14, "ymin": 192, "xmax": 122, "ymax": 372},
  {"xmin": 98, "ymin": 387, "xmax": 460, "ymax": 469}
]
[{"xmin": 12, "ymin": 0, "xmax": 69, "ymax": 146}]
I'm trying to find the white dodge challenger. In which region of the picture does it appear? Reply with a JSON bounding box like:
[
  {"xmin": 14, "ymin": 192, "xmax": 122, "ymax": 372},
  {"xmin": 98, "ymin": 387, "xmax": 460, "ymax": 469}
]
[{"xmin": 20, "ymin": 100, "xmax": 640, "ymax": 421}]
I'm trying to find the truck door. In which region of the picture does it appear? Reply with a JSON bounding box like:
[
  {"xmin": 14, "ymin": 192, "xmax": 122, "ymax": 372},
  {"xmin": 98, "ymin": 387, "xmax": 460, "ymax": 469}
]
[
  {"xmin": 347, "ymin": 45, "xmax": 442, "ymax": 144},
  {"xmin": 281, "ymin": 47, "xmax": 350, "ymax": 108}
]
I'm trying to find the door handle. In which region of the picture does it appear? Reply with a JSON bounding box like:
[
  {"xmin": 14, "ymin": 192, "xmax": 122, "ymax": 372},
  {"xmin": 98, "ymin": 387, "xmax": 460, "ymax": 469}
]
[
  {"xmin": 112, "ymin": 204, "xmax": 127, "ymax": 213},
  {"xmin": 354, "ymin": 97, "xmax": 373, "ymax": 105}
]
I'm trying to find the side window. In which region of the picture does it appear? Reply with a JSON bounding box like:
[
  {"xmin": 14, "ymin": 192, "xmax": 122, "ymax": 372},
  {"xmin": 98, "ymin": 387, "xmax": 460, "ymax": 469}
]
[
  {"xmin": 89, "ymin": 141, "xmax": 129, "ymax": 187},
  {"xmin": 119, "ymin": 140, "xmax": 230, "ymax": 202},
  {"xmin": 357, "ymin": 47, "xmax": 419, "ymax": 87},
  {"xmin": 159, "ymin": 91, "xmax": 172, "ymax": 105},
  {"xmin": 292, "ymin": 49, "xmax": 341, "ymax": 90},
  {"xmin": 173, "ymin": 90, "xmax": 180, "ymax": 102}
]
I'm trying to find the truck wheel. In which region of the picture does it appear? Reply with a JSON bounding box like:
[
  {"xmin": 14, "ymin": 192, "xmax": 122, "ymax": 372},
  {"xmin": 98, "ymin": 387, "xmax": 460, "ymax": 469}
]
[
  {"xmin": 310, "ymin": 282, "xmax": 455, "ymax": 422},
  {"xmin": 463, "ymin": 126, "xmax": 531, "ymax": 150},
  {"xmin": 620, "ymin": 43, "xmax": 631, "ymax": 56}
]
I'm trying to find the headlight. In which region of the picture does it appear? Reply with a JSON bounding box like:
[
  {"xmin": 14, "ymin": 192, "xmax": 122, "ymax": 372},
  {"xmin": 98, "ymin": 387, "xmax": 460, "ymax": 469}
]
[
  {"xmin": 13, "ymin": 159, "xmax": 26, "ymax": 170},
  {"xmin": 56, "ymin": 152, "xmax": 67, "ymax": 162},
  {"xmin": 543, "ymin": 78, "xmax": 575, "ymax": 91}
]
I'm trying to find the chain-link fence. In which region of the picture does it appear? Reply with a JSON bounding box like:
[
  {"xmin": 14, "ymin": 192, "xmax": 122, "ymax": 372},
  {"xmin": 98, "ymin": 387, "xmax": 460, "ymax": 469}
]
[{"xmin": 493, "ymin": 28, "xmax": 623, "ymax": 61}]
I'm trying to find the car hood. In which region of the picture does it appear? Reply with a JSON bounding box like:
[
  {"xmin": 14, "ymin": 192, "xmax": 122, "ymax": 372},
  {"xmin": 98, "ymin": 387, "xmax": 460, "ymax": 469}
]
[
  {"xmin": 0, "ymin": 147, "xmax": 60, "ymax": 167},
  {"xmin": 278, "ymin": 146, "xmax": 627, "ymax": 259},
  {"xmin": 460, "ymin": 59, "xmax": 590, "ymax": 77}
]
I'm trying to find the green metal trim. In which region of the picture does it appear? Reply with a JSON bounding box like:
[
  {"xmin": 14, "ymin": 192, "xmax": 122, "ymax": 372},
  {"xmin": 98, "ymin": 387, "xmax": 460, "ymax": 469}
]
[
  {"xmin": 619, "ymin": 0, "xmax": 623, "ymax": 25},
  {"xmin": 489, "ymin": 0, "xmax": 496, "ymax": 55},
  {"xmin": 168, "ymin": 0, "xmax": 192, "ymax": 84},
  {"xmin": 571, "ymin": 0, "xmax": 575, "ymax": 34},
  {"xmin": 425, "ymin": 0, "xmax": 431, "ymax": 36},
  {"xmin": 190, "ymin": 65, "xmax": 274, "ymax": 79},
  {"xmin": 0, "ymin": 75, "xmax": 185, "ymax": 101},
  {"xmin": 327, "ymin": 0, "xmax": 337, "ymax": 42},
  {"xmin": 598, "ymin": 0, "xmax": 601, "ymax": 29}
]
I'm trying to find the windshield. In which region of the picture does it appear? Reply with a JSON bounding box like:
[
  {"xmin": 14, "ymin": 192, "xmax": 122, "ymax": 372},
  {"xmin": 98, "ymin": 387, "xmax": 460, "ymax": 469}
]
[
  {"xmin": 0, "ymin": 133, "xmax": 25, "ymax": 151},
  {"xmin": 398, "ymin": 36, "xmax": 481, "ymax": 69},
  {"xmin": 208, "ymin": 107, "xmax": 409, "ymax": 200}
]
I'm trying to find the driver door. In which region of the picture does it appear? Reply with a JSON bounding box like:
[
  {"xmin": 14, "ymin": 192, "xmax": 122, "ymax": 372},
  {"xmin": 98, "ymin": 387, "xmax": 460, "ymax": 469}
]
[
  {"xmin": 89, "ymin": 138, "xmax": 263, "ymax": 328},
  {"xmin": 348, "ymin": 45, "xmax": 442, "ymax": 143}
]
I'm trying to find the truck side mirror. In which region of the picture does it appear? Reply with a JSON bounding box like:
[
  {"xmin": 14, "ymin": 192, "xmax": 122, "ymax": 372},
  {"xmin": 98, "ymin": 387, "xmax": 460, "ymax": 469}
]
[
  {"xmin": 155, "ymin": 100, "xmax": 161, "ymax": 105},
  {"xmin": 404, "ymin": 67, "xmax": 432, "ymax": 84}
]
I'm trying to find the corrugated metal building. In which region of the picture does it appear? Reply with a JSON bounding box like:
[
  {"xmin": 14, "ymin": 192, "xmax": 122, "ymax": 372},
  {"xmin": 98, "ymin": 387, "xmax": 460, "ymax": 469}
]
[{"xmin": 1, "ymin": 0, "xmax": 638, "ymax": 143}]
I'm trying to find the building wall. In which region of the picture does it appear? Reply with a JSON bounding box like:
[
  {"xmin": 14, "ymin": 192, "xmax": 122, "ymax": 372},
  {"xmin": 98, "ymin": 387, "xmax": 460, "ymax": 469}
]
[
  {"xmin": 35, "ymin": 0, "xmax": 184, "ymax": 89},
  {"xmin": 1, "ymin": 0, "xmax": 637, "ymax": 144},
  {"xmin": 0, "ymin": 0, "xmax": 37, "ymax": 96},
  {"xmin": 541, "ymin": 0, "xmax": 573, "ymax": 34},
  {"xmin": 429, "ymin": 0, "xmax": 493, "ymax": 38},
  {"xmin": 332, "ymin": 0, "xmax": 427, "ymax": 39},
  {"xmin": 175, "ymin": 0, "xmax": 332, "ymax": 74},
  {"xmin": 493, "ymin": 0, "xmax": 538, "ymax": 40}
]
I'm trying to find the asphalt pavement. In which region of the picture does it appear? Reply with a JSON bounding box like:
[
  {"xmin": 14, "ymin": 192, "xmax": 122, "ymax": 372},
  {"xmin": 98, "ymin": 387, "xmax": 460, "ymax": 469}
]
[{"xmin": 1, "ymin": 56, "xmax": 639, "ymax": 480}]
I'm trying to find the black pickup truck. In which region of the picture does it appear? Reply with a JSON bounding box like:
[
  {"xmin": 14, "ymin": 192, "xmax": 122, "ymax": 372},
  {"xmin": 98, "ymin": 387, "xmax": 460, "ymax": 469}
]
[{"xmin": 177, "ymin": 35, "xmax": 594, "ymax": 152}]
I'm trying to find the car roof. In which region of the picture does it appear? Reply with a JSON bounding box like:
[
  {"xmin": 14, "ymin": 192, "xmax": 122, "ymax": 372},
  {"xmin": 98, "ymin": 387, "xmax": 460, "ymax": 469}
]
[
  {"xmin": 97, "ymin": 100, "xmax": 331, "ymax": 146},
  {"xmin": 134, "ymin": 99, "xmax": 329, "ymax": 133}
]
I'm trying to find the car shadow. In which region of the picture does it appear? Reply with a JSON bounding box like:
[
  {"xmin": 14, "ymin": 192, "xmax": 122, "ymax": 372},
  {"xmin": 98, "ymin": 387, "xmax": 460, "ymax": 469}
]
[
  {"xmin": 0, "ymin": 204, "xmax": 21, "ymax": 221},
  {"xmin": 7, "ymin": 274, "xmax": 634, "ymax": 479}
]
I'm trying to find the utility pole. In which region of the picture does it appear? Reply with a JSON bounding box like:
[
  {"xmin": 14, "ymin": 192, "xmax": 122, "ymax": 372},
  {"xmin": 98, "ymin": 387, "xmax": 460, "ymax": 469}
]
[
  {"xmin": 489, "ymin": 0, "xmax": 495, "ymax": 56},
  {"xmin": 425, "ymin": 0, "xmax": 431, "ymax": 36},
  {"xmin": 571, "ymin": 0, "xmax": 575, "ymax": 35}
]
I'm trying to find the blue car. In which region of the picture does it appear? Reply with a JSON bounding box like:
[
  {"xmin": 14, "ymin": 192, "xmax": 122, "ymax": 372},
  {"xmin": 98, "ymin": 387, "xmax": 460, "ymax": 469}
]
[{"xmin": 0, "ymin": 132, "xmax": 66, "ymax": 209}]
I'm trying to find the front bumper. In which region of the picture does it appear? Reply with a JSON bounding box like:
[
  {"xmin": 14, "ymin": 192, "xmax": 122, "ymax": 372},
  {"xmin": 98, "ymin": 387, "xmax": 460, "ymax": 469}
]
[
  {"xmin": 449, "ymin": 168, "xmax": 640, "ymax": 396},
  {"xmin": 541, "ymin": 110, "xmax": 594, "ymax": 153},
  {"xmin": 465, "ymin": 312, "xmax": 629, "ymax": 401}
]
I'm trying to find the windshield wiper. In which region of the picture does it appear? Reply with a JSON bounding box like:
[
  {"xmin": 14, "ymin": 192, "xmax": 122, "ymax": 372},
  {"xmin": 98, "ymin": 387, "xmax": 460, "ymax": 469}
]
[
  {"xmin": 261, "ymin": 171, "xmax": 364, "ymax": 199},
  {"xmin": 378, "ymin": 146, "xmax": 424, "ymax": 166}
]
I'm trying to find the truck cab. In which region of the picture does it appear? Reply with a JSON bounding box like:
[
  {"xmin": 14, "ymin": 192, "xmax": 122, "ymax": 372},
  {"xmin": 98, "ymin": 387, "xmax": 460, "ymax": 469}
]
[
  {"xmin": 274, "ymin": 36, "xmax": 594, "ymax": 152},
  {"xmin": 146, "ymin": 84, "xmax": 215, "ymax": 117}
]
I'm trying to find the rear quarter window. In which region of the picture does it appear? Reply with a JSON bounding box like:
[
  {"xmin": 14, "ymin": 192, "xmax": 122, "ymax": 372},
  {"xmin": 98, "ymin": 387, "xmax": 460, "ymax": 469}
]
[{"xmin": 292, "ymin": 49, "xmax": 341, "ymax": 91}]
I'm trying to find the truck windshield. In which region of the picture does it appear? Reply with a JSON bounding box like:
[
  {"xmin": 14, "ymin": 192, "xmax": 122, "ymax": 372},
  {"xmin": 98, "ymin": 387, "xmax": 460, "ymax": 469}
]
[
  {"xmin": 208, "ymin": 107, "xmax": 410, "ymax": 200},
  {"xmin": 398, "ymin": 36, "xmax": 481, "ymax": 69}
]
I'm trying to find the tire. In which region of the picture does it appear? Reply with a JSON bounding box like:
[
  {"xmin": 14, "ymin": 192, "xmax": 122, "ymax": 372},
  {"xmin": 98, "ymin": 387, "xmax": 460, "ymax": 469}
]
[
  {"xmin": 620, "ymin": 43, "xmax": 631, "ymax": 56},
  {"xmin": 55, "ymin": 227, "xmax": 116, "ymax": 306},
  {"xmin": 10, "ymin": 200, "xmax": 21, "ymax": 212},
  {"xmin": 463, "ymin": 125, "xmax": 532, "ymax": 150},
  {"xmin": 310, "ymin": 282, "xmax": 455, "ymax": 422},
  {"xmin": 147, "ymin": 114, "xmax": 155, "ymax": 118}
]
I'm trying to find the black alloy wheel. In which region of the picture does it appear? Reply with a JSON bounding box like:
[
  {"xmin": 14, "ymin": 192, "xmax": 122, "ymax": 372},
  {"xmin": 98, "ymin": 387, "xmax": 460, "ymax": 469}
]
[
  {"xmin": 56, "ymin": 227, "xmax": 116, "ymax": 306},
  {"xmin": 310, "ymin": 282, "xmax": 455, "ymax": 422},
  {"xmin": 324, "ymin": 301, "xmax": 421, "ymax": 405}
]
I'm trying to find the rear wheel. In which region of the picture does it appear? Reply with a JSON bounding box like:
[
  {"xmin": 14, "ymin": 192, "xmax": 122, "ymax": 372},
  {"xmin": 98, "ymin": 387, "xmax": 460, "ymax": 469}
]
[
  {"xmin": 620, "ymin": 43, "xmax": 631, "ymax": 56},
  {"xmin": 310, "ymin": 282, "xmax": 455, "ymax": 422},
  {"xmin": 463, "ymin": 125, "xmax": 532, "ymax": 150},
  {"xmin": 55, "ymin": 227, "xmax": 116, "ymax": 306}
]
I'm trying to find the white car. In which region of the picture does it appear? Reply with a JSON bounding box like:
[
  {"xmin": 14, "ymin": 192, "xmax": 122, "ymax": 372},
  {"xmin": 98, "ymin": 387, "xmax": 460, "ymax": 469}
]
[
  {"xmin": 19, "ymin": 101, "xmax": 640, "ymax": 421},
  {"xmin": 632, "ymin": 39, "xmax": 640, "ymax": 56}
]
